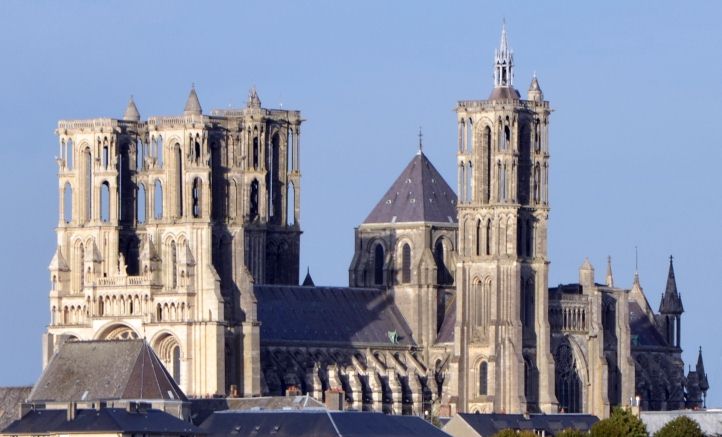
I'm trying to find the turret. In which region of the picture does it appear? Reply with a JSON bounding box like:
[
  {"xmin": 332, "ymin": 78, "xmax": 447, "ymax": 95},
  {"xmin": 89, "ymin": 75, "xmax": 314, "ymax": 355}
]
[
  {"xmin": 527, "ymin": 74, "xmax": 543, "ymax": 103},
  {"xmin": 579, "ymin": 258, "xmax": 594, "ymax": 288},
  {"xmin": 123, "ymin": 96, "xmax": 140, "ymax": 121},
  {"xmin": 659, "ymin": 256, "xmax": 683, "ymax": 348},
  {"xmin": 696, "ymin": 347, "xmax": 709, "ymax": 408},
  {"xmin": 183, "ymin": 84, "xmax": 202, "ymax": 115}
]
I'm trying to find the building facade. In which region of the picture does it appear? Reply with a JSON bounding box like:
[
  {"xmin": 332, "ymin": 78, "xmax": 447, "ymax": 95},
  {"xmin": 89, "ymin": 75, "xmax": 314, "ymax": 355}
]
[{"xmin": 44, "ymin": 26, "xmax": 707, "ymax": 417}]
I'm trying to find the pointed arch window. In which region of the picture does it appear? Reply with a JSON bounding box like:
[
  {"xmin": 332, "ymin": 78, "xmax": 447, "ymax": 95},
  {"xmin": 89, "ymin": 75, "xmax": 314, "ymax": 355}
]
[
  {"xmin": 475, "ymin": 219, "xmax": 482, "ymax": 256},
  {"xmin": 100, "ymin": 181, "xmax": 110, "ymax": 222},
  {"xmin": 373, "ymin": 243, "xmax": 384, "ymax": 286},
  {"xmin": 483, "ymin": 126, "xmax": 492, "ymax": 203},
  {"xmin": 192, "ymin": 178, "xmax": 202, "ymax": 218},
  {"xmin": 84, "ymin": 148, "xmax": 92, "ymax": 222},
  {"xmin": 252, "ymin": 133, "xmax": 259, "ymax": 169},
  {"xmin": 533, "ymin": 163, "xmax": 541, "ymax": 203},
  {"xmin": 249, "ymin": 179, "xmax": 259, "ymax": 221},
  {"xmin": 401, "ymin": 243, "xmax": 411, "ymax": 284},
  {"xmin": 66, "ymin": 139, "xmax": 74, "ymax": 170},
  {"xmin": 479, "ymin": 361, "xmax": 488, "ymax": 396},
  {"xmin": 485, "ymin": 219, "xmax": 492, "ymax": 255},
  {"xmin": 154, "ymin": 180, "xmax": 163, "ymax": 219},
  {"xmin": 555, "ymin": 342, "xmax": 582, "ymax": 413},
  {"xmin": 175, "ymin": 145, "xmax": 183, "ymax": 217},
  {"xmin": 435, "ymin": 239, "xmax": 452, "ymax": 285},
  {"xmin": 466, "ymin": 118, "xmax": 473, "ymax": 152},
  {"xmin": 170, "ymin": 241, "xmax": 177, "ymax": 289},
  {"xmin": 63, "ymin": 182, "xmax": 73, "ymax": 224},
  {"xmin": 137, "ymin": 184, "xmax": 146, "ymax": 224}
]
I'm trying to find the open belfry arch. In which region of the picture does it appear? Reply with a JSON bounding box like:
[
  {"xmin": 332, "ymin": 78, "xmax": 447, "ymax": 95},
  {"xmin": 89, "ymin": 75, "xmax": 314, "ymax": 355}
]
[{"xmin": 47, "ymin": 86, "xmax": 302, "ymax": 397}]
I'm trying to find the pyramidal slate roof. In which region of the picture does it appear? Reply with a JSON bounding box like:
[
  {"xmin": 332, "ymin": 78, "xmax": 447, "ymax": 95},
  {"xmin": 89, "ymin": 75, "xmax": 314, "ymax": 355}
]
[
  {"xmin": 28, "ymin": 340, "xmax": 186, "ymax": 403},
  {"xmin": 364, "ymin": 152, "xmax": 457, "ymax": 225}
]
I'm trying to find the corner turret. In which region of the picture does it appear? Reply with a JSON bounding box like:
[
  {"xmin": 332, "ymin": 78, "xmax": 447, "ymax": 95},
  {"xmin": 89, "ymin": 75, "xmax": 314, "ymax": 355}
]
[{"xmin": 183, "ymin": 84, "xmax": 202, "ymax": 115}]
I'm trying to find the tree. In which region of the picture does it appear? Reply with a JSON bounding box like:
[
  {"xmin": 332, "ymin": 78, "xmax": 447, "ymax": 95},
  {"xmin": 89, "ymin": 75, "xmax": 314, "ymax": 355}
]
[
  {"xmin": 492, "ymin": 430, "xmax": 536, "ymax": 437},
  {"xmin": 556, "ymin": 429, "xmax": 586, "ymax": 437},
  {"xmin": 590, "ymin": 407, "xmax": 647, "ymax": 437},
  {"xmin": 654, "ymin": 415, "xmax": 703, "ymax": 437}
]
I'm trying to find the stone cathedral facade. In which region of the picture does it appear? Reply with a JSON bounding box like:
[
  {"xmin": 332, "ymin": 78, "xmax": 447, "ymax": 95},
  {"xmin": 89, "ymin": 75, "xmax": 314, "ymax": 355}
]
[{"xmin": 44, "ymin": 26, "xmax": 708, "ymax": 418}]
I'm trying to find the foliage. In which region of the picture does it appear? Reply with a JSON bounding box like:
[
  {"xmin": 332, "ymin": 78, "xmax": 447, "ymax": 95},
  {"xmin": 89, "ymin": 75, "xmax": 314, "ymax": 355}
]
[
  {"xmin": 654, "ymin": 415, "xmax": 703, "ymax": 437},
  {"xmin": 590, "ymin": 407, "xmax": 648, "ymax": 437},
  {"xmin": 555, "ymin": 428, "xmax": 587, "ymax": 437}
]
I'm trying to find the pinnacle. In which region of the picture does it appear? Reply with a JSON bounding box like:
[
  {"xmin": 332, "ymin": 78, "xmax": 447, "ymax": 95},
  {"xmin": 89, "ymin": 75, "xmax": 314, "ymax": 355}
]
[{"xmin": 183, "ymin": 84, "xmax": 202, "ymax": 115}]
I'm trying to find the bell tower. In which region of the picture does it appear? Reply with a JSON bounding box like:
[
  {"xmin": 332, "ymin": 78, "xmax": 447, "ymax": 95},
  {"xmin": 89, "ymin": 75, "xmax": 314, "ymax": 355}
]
[{"xmin": 451, "ymin": 24, "xmax": 557, "ymax": 414}]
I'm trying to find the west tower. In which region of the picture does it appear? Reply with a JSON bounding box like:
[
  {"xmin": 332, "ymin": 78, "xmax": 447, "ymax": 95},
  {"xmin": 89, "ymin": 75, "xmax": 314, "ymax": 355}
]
[
  {"xmin": 46, "ymin": 87, "xmax": 302, "ymax": 397},
  {"xmin": 450, "ymin": 25, "xmax": 557, "ymax": 414}
]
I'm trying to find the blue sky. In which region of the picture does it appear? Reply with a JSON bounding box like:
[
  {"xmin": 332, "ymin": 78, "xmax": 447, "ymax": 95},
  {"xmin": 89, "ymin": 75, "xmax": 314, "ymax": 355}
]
[{"xmin": 0, "ymin": 1, "xmax": 720, "ymax": 406}]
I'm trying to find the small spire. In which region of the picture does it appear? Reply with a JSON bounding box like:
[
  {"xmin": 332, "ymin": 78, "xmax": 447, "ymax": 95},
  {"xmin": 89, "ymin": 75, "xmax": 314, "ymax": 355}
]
[
  {"xmin": 494, "ymin": 21, "xmax": 514, "ymax": 88},
  {"xmin": 697, "ymin": 346, "xmax": 709, "ymax": 395},
  {"xmin": 605, "ymin": 256, "xmax": 614, "ymax": 287},
  {"xmin": 123, "ymin": 95, "xmax": 140, "ymax": 121},
  {"xmin": 247, "ymin": 86, "xmax": 261, "ymax": 108},
  {"xmin": 659, "ymin": 255, "xmax": 684, "ymax": 314},
  {"xmin": 417, "ymin": 126, "xmax": 423, "ymax": 155},
  {"xmin": 302, "ymin": 267, "xmax": 315, "ymax": 287},
  {"xmin": 183, "ymin": 84, "xmax": 202, "ymax": 115}
]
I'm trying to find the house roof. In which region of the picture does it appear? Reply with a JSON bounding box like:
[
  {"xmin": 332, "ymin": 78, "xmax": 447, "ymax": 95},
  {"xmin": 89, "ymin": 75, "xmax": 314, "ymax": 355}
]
[
  {"xmin": 0, "ymin": 387, "xmax": 32, "ymax": 431},
  {"xmin": 363, "ymin": 152, "xmax": 457, "ymax": 225},
  {"xmin": 254, "ymin": 286, "xmax": 415, "ymax": 347},
  {"xmin": 2, "ymin": 408, "xmax": 200, "ymax": 435},
  {"xmin": 198, "ymin": 410, "xmax": 450, "ymax": 437},
  {"xmin": 445, "ymin": 413, "xmax": 598, "ymax": 436},
  {"xmin": 629, "ymin": 302, "xmax": 668, "ymax": 348},
  {"xmin": 28, "ymin": 340, "xmax": 186, "ymax": 403}
]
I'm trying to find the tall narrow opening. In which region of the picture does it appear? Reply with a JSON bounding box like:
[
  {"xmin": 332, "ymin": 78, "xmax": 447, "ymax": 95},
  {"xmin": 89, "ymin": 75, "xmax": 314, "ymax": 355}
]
[
  {"xmin": 137, "ymin": 184, "xmax": 146, "ymax": 224},
  {"xmin": 66, "ymin": 139, "xmax": 74, "ymax": 170},
  {"xmin": 249, "ymin": 179, "xmax": 259, "ymax": 221},
  {"xmin": 475, "ymin": 219, "xmax": 481, "ymax": 256},
  {"xmin": 156, "ymin": 135, "xmax": 164, "ymax": 167},
  {"xmin": 170, "ymin": 241, "xmax": 177, "ymax": 289},
  {"xmin": 84, "ymin": 148, "xmax": 92, "ymax": 222},
  {"xmin": 175, "ymin": 145, "xmax": 183, "ymax": 217},
  {"xmin": 63, "ymin": 182, "xmax": 73, "ymax": 224},
  {"xmin": 100, "ymin": 181, "xmax": 110, "ymax": 222},
  {"xmin": 401, "ymin": 243, "xmax": 411, "ymax": 284},
  {"xmin": 435, "ymin": 239, "xmax": 452, "ymax": 285},
  {"xmin": 373, "ymin": 244, "xmax": 384, "ymax": 285},
  {"xmin": 483, "ymin": 126, "xmax": 492, "ymax": 203},
  {"xmin": 252, "ymin": 131, "xmax": 259, "ymax": 169},
  {"xmin": 287, "ymin": 181, "xmax": 295, "ymax": 226},
  {"xmin": 479, "ymin": 361, "xmax": 488, "ymax": 396},
  {"xmin": 466, "ymin": 118, "xmax": 473, "ymax": 152},
  {"xmin": 154, "ymin": 180, "xmax": 163, "ymax": 219},
  {"xmin": 485, "ymin": 220, "xmax": 492, "ymax": 255},
  {"xmin": 192, "ymin": 177, "xmax": 202, "ymax": 218}
]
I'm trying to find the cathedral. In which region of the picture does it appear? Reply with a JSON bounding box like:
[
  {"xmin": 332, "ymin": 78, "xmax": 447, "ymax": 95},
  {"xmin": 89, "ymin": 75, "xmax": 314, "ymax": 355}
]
[{"xmin": 44, "ymin": 26, "xmax": 708, "ymax": 418}]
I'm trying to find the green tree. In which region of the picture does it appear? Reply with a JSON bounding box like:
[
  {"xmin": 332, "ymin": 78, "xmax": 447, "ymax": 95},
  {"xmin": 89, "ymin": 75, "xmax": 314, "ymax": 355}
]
[
  {"xmin": 590, "ymin": 407, "xmax": 647, "ymax": 437},
  {"xmin": 556, "ymin": 428, "xmax": 586, "ymax": 437},
  {"xmin": 492, "ymin": 430, "xmax": 537, "ymax": 437},
  {"xmin": 654, "ymin": 415, "xmax": 703, "ymax": 437}
]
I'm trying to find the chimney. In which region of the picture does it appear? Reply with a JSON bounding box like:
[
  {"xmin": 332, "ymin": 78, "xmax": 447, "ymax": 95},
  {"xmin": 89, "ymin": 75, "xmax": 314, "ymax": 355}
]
[
  {"xmin": 324, "ymin": 389, "xmax": 344, "ymax": 411},
  {"xmin": 67, "ymin": 402, "xmax": 77, "ymax": 421}
]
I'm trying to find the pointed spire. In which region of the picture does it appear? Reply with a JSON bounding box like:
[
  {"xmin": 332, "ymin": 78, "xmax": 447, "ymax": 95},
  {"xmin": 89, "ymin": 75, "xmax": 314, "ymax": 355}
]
[
  {"xmin": 302, "ymin": 267, "xmax": 315, "ymax": 287},
  {"xmin": 697, "ymin": 346, "xmax": 710, "ymax": 395},
  {"xmin": 247, "ymin": 86, "xmax": 261, "ymax": 108},
  {"xmin": 417, "ymin": 126, "xmax": 423, "ymax": 155},
  {"xmin": 183, "ymin": 84, "xmax": 202, "ymax": 115},
  {"xmin": 123, "ymin": 95, "xmax": 140, "ymax": 121},
  {"xmin": 493, "ymin": 21, "xmax": 514, "ymax": 88},
  {"xmin": 605, "ymin": 256, "xmax": 614, "ymax": 287},
  {"xmin": 659, "ymin": 255, "xmax": 684, "ymax": 314}
]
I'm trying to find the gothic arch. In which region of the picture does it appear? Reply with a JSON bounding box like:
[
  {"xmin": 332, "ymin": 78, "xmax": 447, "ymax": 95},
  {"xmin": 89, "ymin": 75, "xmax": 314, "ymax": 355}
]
[
  {"xmin": 96, "ymin": 323, "xmax": 139, "ymax": 340},
  {"xmin": 152, "ymin": 331, "xmax": 182, "ymax": 384}
]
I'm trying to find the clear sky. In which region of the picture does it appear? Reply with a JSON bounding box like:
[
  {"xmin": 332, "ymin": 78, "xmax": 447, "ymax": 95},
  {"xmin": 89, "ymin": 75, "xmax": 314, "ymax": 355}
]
[{"xmin": 0, "ymin": 0, "xmax": 720, "ymax": 406}]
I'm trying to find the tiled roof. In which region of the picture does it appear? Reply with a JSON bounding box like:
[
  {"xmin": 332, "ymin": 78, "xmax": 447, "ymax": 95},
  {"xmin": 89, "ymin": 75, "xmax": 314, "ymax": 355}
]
[
  {"xmin": 2, "ymin": 408, "xmax": 200, "ymax": 435},
  {"xmin": 254, "ymin": 286, "xmax": 415, "ymax": 347},
  {"xmin": 364, "ymin": 152, "xmax": 457, "ymax": 225},
  {"xmin": 199, "ymin": 411, "xmax": 450, "ymax": 437},
  {"xmin": 488, "ymin": 86, "xmax": 521, "ymax": 101},
  {"xmin": 0, "ymin": 387, "xmax": 31, "ymax": 431},
  {"xmin": 447, "ymin": 413, "xmax": 598, "ymax": 436},
  {"xmin": 28, "ymin": 340, "xmax": 186, "ymax": 403},
  {"xmin": 629, "ymin": 302, "xmax": 668, "ymax": 348}
]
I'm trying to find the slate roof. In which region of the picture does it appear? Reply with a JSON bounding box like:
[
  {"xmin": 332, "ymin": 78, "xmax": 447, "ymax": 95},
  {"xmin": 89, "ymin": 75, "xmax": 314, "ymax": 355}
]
[
  {"xmin": 184, "ymin": 85, "xmax": 202, "ymax": 115},
  {"xmin": 198, "ymin": 410, "xmax": 450, "ymax": 437},
  {"xmin": 190, "ymin": 396, "xmax": 326, "ymax": 426},
  {"xmin": 28, "ymin": 340, "xmax": 186, "ymax": 403},
  {"xmin": 364, "ymin": 152, "xmax": 457, "ymax": 225},
  {"xmin": 488, "ymin": 86, "xmax": 521, "ymax": 101},
  {"xmin": 2, "ymin": 408, "xmax": 201, "ymax": 435},
  {"xmin": 629, "ymin": 302, "xmax": 668, "ymax": 348},
  {"xmin": 254, "ymin": 286, "xmax": 415, "ymax": 347},
  {"xmin": 446, "ymin": 413, "xmax": 598, "ymax": 436},
  {"xmin": 0, "ymin": 387, "xmax": 31, "ymax": 431}
]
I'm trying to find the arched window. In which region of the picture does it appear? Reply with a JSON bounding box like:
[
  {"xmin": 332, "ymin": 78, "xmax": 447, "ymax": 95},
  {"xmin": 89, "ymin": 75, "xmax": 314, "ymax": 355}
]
[
  {"xmin": 533, "ymin": 163, "xmax": 541, "ymax": 203},
  {"xmin": 435, "ymin": 239, "xmax": 451, "ymax": 285},
  {"xmin": 192, "ymin": 178, "xmax": 202, "ymax": 218},
  {"xmin": 137, "ymin": 184, "xmax": 146, "ymax": 224},
  {"xmin": 503, "ymin": 125, "xmax": 510, "ymax": 150},
  {"xmin": 136, "ymin": 138, "xmax": 144, "ymax": 170},
  {"xmin": 501, "ymin": 163, "xmax": 507, "ymax": 201},
  {"xmin": 98, "ymin": 298, "xmax": 104, "ymax": 316},
  {"xmin": 485, "ymin": 220, "xmax": 492, "ymax": 255},
  {"xmin": 534, "ymin": 120, "xmax": 541, "ymax": 152},
  {"xmin": 526, "ymin": 219, "xmax": 534, "ymax": 257},
  {"xmin": 100, "ymin": 181, "xmax": 110, "ymax": 222},
  {"xmin": 78, "ymin": 243, "xmax": 85, "ymax": 291},
  {"xmin": 66, "ymin": 139, "xmax": 74, "ymax": 170},
  {"xmin": 175, "ymin": 145, "xmax": 183, "ymax": 217},
  {"xmin": 156, "ymin": 135, "xmax": 164, "ymax": 167},
  {"xmin": 373, "ymin": 244, "xmax": 384, "ymax": 285},
  {"xmin": 483, "ymin": 126, "xmax": 492, "ymax": 203},
  {"xmin": 252, "ymin": 133, "xmax": 259, "ymax": 169},
  {"xmin": 194, "ymin": 136, "xmax": 201, "ymax": 164},
  {"xmin": 249, "ymin": 179, "xmax": 259, "ymax": 221},
  {"xmin": 102, "ymin": 144, "xmax": 109, "ymax": 169},
  {"xmin": 479, "ymin": 361, "xmax": 488, "ymax": 395},
  {"xmin": 522, "ymin": 278, "xmax": 535, "ymax": 330},
  {"xmin": 401, "ymin": 243, "xmax": 411, "ymax": 284},
  {"xmin": 555, "ymin": 342, "xmax": 582, "ymax": 413},
  {"xmin": 497, "ymin": 161, "xmax": 502, "ymax": 201},
  {"xmin": 84, "ymin": 148, "xmax": 92, "ymax": 222},
  {"xmin": 466, "ymin": 118, "xmax": 473, "ymax": 152},
  {"xmin": 287, "ymin": 181, "xmax": 295, "ymax": 225},
  {"xmin": 154, "ymin": 180, "xmax": 163, "ymax": 219},
  {"xmin": 172, "ymin": 346, "xmax": 181, "ymax": 383},
  {"xmin": 170, "ymin": 241, "xmax": 177, "ymax": 289},
  {"xmin": 63, "ymin": 182, "xmax": 73, "ymax": 223},
  {"xmin": 156, "ymin": 303, "xmax": 162, "ymax": 321},
  {"xmin": 475, "ymin": 219, "xmax": 481, "ymax": 256},
  {"xmin": 465, "ymin": 161, "xmax": 473, "ymax": 202}
]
